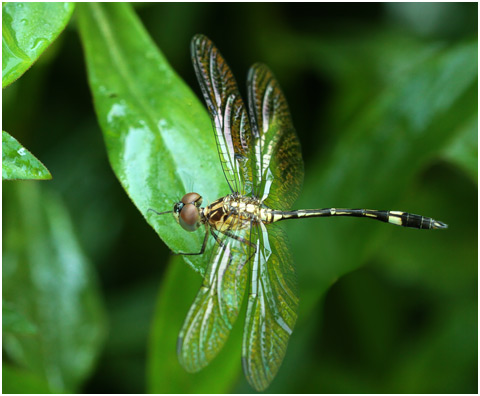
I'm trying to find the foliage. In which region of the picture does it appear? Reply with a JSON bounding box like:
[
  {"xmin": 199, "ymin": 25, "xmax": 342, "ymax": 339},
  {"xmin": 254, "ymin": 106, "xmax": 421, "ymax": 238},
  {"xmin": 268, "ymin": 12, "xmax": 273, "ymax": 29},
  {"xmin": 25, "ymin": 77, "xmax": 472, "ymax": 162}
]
[
  {"xmin": 2, "ymin": 2, "xmax": 477, "ymax": 394},
  {"xmin": 2, "ymin": 2, "xmax": 74, "ymax": 88},
  {"xmin": 77, "ymin": 3, "xmax": 225, "ymax": 275},
  {"xmin": 2, "ymin": 2, "xmax": 74, "ymax": 180},
  {"xmin": 3, "ymin": 183, "xmax": 106, "ymax": 392},
  {"xmin": 2, "ymin": 131, "xmax": 51, "ymax": 180}
]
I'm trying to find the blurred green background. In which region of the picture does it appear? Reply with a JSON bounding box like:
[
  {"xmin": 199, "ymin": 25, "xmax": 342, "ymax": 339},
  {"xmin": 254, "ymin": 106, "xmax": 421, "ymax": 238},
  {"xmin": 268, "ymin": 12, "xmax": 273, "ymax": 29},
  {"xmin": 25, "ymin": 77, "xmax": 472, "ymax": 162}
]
[{"xmin": 3, "ymin": 2, "xmax": 477, "ymax": 393}]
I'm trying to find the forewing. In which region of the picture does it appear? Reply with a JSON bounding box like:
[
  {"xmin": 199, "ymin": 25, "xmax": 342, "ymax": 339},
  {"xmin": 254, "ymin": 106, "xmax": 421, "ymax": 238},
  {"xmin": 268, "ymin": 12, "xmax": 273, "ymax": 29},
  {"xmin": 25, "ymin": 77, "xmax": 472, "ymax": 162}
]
[
  {"xmin": 191, "ymin": 34, "xmax": 255, "ymax": 195},
  {"xmin": 247, "ymin": 63, "xmax": 304, "ymax": 210},
  {"xmin": 242, "ymin": 222, "xmax": 299, "ymax": 391},
  {"xmin": 178, "ymin": 229, "xmax": 251, "ymax": 372}
]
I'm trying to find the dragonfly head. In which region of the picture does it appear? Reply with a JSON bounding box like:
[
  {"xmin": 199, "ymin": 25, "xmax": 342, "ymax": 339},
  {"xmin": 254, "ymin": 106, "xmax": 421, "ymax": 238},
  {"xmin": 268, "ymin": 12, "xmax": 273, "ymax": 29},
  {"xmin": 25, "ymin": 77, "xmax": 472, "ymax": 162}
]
[{"xmin": 173, "ymin": 192, "xmax": 203, "ymax": 232}]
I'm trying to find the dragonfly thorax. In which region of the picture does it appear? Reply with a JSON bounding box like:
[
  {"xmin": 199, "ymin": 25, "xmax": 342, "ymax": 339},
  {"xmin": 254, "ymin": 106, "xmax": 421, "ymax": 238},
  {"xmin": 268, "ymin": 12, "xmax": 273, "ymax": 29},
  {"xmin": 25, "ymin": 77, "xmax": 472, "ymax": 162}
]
[{"xmin": 205, "ymin": 194, "xmax": 264, "ymax": 232}]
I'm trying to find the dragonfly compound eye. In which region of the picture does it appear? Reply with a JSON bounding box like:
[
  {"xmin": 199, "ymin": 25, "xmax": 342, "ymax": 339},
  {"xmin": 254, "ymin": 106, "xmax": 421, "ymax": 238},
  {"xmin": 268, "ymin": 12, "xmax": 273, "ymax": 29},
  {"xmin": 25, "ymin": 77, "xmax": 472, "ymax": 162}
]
[
  {"xmin": 181, "ymin": 192, "xmax": 203, "ymax": 207},
  {"xmin": 179, "ymin": 203, "xmax": 200, "ymax": 232},
  {"xmin": 173, "ymin": 202, "xmax": 185, "ymax": 217}
]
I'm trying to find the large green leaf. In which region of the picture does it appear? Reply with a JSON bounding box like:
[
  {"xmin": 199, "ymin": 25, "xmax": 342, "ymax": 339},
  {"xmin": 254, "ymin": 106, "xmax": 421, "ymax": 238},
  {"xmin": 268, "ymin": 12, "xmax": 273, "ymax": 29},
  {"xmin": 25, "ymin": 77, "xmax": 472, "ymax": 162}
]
[
  {"xmin": 147, "ymin": 256, "xmax": 243, "ymax": 393},
  {"xmin": 3, "ymin": 182, "xmax": 107, "ymax": 393},
  {"xmin": 2, "ymin": 2, "xmax": 75, "ymax": 88},
  {"xmin": 77, "ymin": 3, "xmax": 226, "ymax": 275},
  {"xmin": 2, "ymin": 130, "xmax": 52, "ymax": 180}
]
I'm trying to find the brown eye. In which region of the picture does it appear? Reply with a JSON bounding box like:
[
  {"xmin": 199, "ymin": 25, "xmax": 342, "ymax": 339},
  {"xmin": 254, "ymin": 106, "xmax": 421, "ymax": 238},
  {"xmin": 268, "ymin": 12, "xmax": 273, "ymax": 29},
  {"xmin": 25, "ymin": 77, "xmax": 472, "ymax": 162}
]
[
  {"xmin": 179, "ymin": 204, "xmax": 200, "ymax": 232},
  {"xmin": 181, "ymin": 192, "xmax": 202, "ymax": 206}
]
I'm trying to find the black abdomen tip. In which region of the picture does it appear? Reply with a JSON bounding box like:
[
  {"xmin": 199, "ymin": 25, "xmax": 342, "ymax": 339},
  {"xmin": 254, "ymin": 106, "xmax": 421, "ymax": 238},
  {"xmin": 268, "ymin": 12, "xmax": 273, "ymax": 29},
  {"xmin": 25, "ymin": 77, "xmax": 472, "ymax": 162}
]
[{"xmin": 390, "ymin": 212, "xmax": 448, "ymax": 230}]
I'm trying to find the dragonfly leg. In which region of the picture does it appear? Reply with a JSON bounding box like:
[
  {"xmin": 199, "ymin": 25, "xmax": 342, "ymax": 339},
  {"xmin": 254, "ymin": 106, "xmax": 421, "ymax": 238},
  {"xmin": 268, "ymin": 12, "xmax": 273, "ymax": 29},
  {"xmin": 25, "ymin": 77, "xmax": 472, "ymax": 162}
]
[
  {"xmin": 210, "ymin": 228, "xmax": 226, "ymax": 248},
  {"xmin": 222, "ymin": 230, "xmax": 257, "ymax": 252},
  {"xmin": 175, "ymin": 224, "xmax": 210, "ymax": 256},
  {"xmin": 220, "ymin": 226, "xmax": 257, "ymax": 278}
]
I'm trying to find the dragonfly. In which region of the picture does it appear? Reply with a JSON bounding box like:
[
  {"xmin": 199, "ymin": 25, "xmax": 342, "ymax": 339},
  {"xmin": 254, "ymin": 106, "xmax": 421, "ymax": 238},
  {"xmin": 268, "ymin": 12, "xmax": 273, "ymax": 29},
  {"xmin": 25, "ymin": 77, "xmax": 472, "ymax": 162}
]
[{"xmin": 152, "ymin": 34, "xmax": 448, "ymax": 391}]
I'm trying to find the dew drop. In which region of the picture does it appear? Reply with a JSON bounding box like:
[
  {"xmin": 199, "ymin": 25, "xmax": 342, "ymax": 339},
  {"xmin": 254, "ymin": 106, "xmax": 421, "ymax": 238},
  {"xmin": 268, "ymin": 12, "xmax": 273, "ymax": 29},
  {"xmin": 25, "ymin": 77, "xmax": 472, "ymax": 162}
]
[{"xmin": 31, "ymin": 38, "xmax": 48, "ymax": 51}]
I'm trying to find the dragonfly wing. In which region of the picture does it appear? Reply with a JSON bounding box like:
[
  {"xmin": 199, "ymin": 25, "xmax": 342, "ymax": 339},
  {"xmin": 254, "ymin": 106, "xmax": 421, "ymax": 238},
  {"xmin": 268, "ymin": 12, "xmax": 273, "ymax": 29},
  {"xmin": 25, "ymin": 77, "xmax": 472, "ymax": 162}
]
[
  {"xmin": 242, "ymin": 222, "xmax": 299, "ymax": 391},
  {"xmin": 191, "ymin": 34, "xmax": 255, "ymax": 195},
  {"xmin": 247, "ymin": 63, "xmax": 304, "ymax": 210},
  {"xmin": 178, "ymin": 229, "xmax": 251, "ymax": 371}
]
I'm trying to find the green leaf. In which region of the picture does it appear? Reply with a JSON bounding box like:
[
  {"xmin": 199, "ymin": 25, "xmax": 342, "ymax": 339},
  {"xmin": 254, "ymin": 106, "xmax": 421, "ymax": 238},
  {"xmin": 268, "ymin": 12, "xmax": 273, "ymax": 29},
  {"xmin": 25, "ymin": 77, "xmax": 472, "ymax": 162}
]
[
  {"xmin": 3, "ymin": 182, "xmax": 107, "ymax": 393},
  {"xmin": 2, "ymin": 2, "xmax": 75, "ymax": 88},
  {"xmin": 2, "ymin": 130, "xmax": 52, "ymax": 180},
  {"xmin": 147, "ymin": 256, "xmax": 242, "ymax": 393},
  {"xmin": 3, "ymin": 364, "xmax": 53, "ymax": 394},
  {"xmin": 264, "ymin": 38, "xmax": 477, "ymax": 392},
  {"xmin": 3, "ymin": 301, "xmax": 37, "ymax": 335},
  {"xmin": 77, "ymin": 3, "xmax": 226, "ymax": 275}
]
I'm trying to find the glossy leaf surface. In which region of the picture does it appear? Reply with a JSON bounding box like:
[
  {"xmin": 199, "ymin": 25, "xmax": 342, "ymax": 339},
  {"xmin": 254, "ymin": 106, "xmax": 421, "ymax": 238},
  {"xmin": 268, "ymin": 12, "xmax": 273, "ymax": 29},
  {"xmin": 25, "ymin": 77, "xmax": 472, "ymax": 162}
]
[
  {"xmin": 2, "ymin": 2, "xmax": 74, "ymax": 88},
  {"xmin": 77, "ymin": 3, "xmax": 226, "ymax": 275},
  {"xmin": 2, "ymin": 130, "xmax": 52, "ymax": 180},
  {"xmin": 3, "ymin": 182, "xmax": 107, "ymax": 392}
]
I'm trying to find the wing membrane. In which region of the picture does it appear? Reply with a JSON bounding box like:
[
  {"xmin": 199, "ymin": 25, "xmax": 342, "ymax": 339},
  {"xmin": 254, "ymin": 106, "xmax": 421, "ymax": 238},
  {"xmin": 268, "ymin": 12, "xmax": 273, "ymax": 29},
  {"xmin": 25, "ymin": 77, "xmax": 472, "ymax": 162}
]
[
  {"xmin": 178, "ymin": 229, "xmax": 251, "ymax": 371},
  {"xmin": 191, "ymin": 34, "xmax": 255, "ymax": 195},
  {"xmin": 242, "ymin": 223, "xmax": 299, "ymax": 391},
  {"xmin": 188, "ymin": 37, "xmax": 302, "ymax": 390},
  {"xmin": 247, "ymin": 63, "xmax": 304, "ymax": 210}
]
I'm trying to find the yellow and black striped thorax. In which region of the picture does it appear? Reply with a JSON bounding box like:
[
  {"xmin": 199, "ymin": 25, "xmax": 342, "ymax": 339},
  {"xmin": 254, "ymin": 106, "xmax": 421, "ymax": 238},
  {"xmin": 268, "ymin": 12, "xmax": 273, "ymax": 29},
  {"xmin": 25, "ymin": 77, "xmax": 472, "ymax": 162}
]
[{"xmin": 203, "ymin": 194, "xmax": 272, "ymax": 232}]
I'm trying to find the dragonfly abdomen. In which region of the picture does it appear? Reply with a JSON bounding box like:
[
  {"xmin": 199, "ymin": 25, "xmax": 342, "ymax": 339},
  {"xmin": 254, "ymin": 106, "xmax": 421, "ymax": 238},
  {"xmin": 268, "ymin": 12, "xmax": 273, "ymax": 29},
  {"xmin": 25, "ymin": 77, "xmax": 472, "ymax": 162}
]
[{"xmin": 268, "ymin": 208, "xmax": 447, "ymax": 230}]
